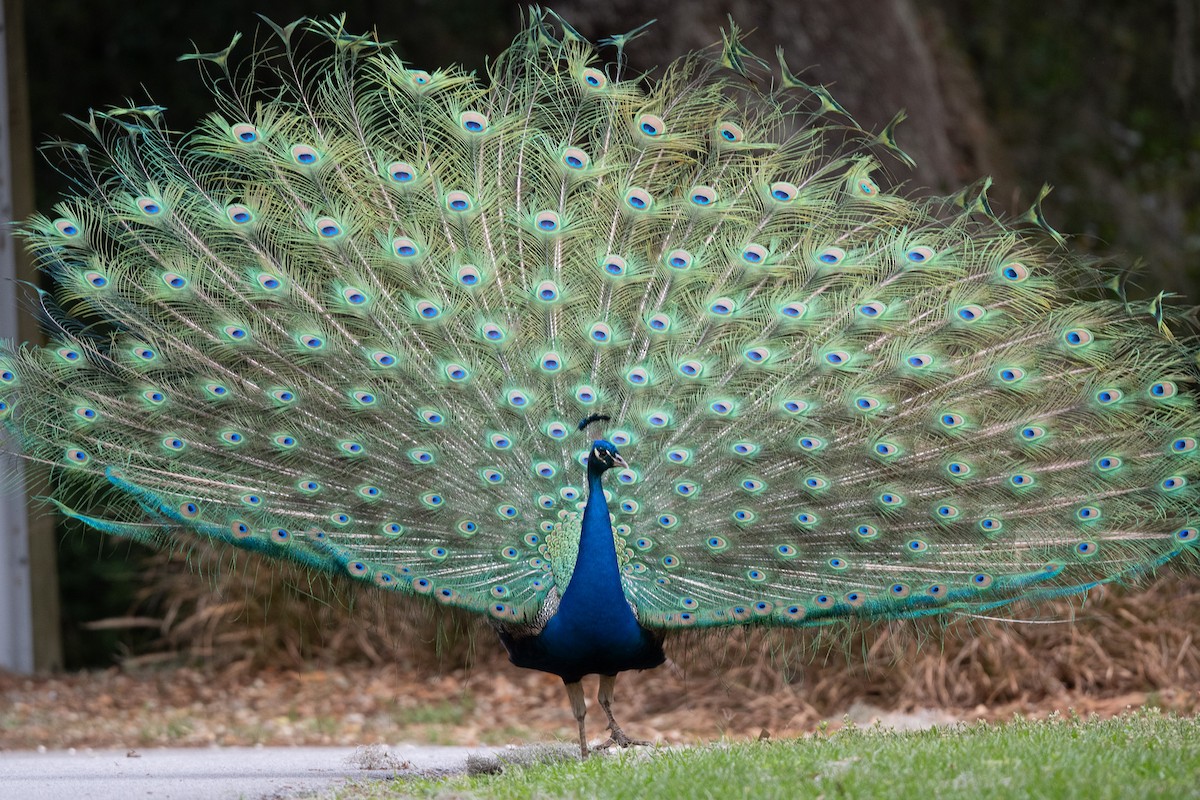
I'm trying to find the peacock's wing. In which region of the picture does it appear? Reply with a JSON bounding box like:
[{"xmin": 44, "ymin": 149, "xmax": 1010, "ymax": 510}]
[{"xmin": 2, "ymin": 14, "xmax": 1197, "ymax": 631}]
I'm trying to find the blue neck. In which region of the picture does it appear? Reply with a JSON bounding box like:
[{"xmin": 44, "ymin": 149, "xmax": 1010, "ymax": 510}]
[{"xmin": 556, "ymin": 467, "xmax": 629, "ymax": 620}]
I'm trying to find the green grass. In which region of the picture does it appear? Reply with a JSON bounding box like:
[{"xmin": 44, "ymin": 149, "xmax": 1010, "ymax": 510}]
[{"xmin": 335, "ymin": 710, "xmax": 1200, "ymax": 799}]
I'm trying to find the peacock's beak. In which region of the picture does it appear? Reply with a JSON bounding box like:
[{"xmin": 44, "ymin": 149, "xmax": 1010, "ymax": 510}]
[{"xmin": 611, "ymin": 453, "xmax": 628, "ymax": 468}]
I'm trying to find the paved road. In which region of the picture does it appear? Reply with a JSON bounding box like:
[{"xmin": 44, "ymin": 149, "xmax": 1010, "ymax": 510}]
[{"xmin": 0, "ymin": 744, "xmax": 502, "ymax": 799}]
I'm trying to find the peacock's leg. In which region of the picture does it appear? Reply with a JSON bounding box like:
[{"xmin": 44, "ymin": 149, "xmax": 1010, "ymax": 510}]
[
  {"xmin": 594, "ymin": 673, "xmax": 650, "ymax": 750},
  {"xmin": 564, "ymin": 680, "xmax": 589, "ymax": 759}
]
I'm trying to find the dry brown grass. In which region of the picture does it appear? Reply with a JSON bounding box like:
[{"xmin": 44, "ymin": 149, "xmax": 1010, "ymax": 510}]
[
  {"xmin": 2, "ymin": 548, "xmax": 1196, "ymax": 751},
  {"xmin": 113, "ymin": 548, "xmax": 1200, "ymax": 714}
]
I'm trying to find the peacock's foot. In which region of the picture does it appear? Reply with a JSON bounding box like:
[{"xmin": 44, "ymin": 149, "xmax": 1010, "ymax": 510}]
[{"xmin": 593, "ymin": 726, "xmax": 650, "ymax": 752}]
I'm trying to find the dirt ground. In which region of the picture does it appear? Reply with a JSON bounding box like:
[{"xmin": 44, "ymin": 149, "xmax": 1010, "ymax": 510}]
[{"xmin": 4, "ymin": 572, "xmax": 1197, "ymax": 751}]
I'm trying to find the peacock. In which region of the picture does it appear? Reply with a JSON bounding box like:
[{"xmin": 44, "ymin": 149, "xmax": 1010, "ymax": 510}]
[{"xmin": 2, "ymin": 10, "xmax": 1198, "ymax": 758}]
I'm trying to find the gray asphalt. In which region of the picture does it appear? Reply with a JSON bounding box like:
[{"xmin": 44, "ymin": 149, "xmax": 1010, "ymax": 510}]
[{"xmin": 0, "ymin": 744, "xmax": 502, "ymax": 799}]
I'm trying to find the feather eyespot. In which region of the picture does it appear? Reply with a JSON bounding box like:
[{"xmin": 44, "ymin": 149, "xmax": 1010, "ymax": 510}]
[
  {"xmin": 666, "ymin": 448, "xmax": 691, "ymax": 463},
  {"xmin": 459, "ymin": 111, "xmax": 489, "ymax": 133},
  {"xmin": 445, "ymin": 191, "xmax": 473, "ymax": 212},
  {"xmin": 136, "ymin": 197, "xmax": 163, "ymax": 216},
  {"xmin": 769, "ymin": 181, "xmax": 797, "ymax": 202},
  {"xmin": 709, "ymin": 297, "xmax": 736, "ymax": 316},
  {"xmin": 1171, "ymin": 437, "xmax": 1197, "ymax": 453},
  {"xmin": 979, "ymin": 517, "xmax": 1002, "ymax": 533},
  {"xmin": 710, "ymin": 399, "xmax": 734, "ymax": 415},
  {"xmin": 854, "ymin": 396, "xmax": 881, "ymax": 412},
  {"xmin": 956, "ymin": 304, "xmax": 986, "ymax": 322},
  {"xmin": 581, "ymin": 67, "xmax": 607, "ymax": 89},
  {"xmin": 83, "ymin": 271, "xmax": 108, "ymax": 289},
  {"xmin": 392, "ymin": 237, "xmax": 420, "ymax": 257},
  {"xmin": 535, "ymin": 280, "xmax": 560, "ymax": 302},
  {"xmin": 1077, "ymin": 506, "xmax": 1100, "ymax": 521},
  {"xmin": 907, "ymin": 354, "xmax": 933, "ymax": 368},
  {"xmin": 601, "ymin": 255, "xmax": 627, "ymax": 277},
  {"xmin": 858, "ymin": 301, "xmax": 886, "ymax": 318},
  {"xmin": 445, "ymin": 363, "xmax": 469, "ymax": 381},
  {"xmin": 732, "ymin": 442, "xmax": 758, "ymax": 456},
  {"xmin": 562, "ymin": 147, "xmax": 590, "ymax": 170},
  {"xmin": 298, "ymin": 333, "xmax": 324, "ymax": 349},
  {"xmin": 824, "ymin": 350, "xmax": 851, "ymax": 366},
  {"xmin": 1020, "ymin": 425, "xmax": 1047, "ymax": 441},
  {"xmin": 290, "ymin": 144, "xmax": 320, "ymax": 165},
  {"xmin": 689, "ymin": 186, "xmax": 717, "ymax": 206},
  {"xmin": 741, "ymin": 243, "xmax": 768, "ymax": 264},
  {"xmin": 636, "ymin": 113, "xmax": 666, "ymax": 137},
  {"xmin": 816, "ymin": 247, "xmax": 845, "ymax": 266},
  {"xmin": 370, "ymin": 351, "xmax": 398, "ymax": 368},
  {"xmin": 678, "ymin": 360, "xmax": 703, "ymax": 377},
  {"xmin": 162, "ymin": 272, "xmax": 187, "ymax": 290},
  {"xmin": 231, "ymin": 123, "xmax": 259, "ymax": 143},
  {"xmin": 254, "ymin": 272, "xmax": 284, "ymax": 291},
  {"xmin": 625, "ymin": 366, "xmax": 650, "ymax": 386},
  {"xmin": 716, "ymin": 121, "xmax": 744, "ymax": 142},
  {"xmin": 385, "ymin": 161, "xmax": 417, "ymax": 183},
  {"xmin": 53, "ymin": 218, "xmax": 81, "ymax": 238},
  {"xmin": 506, "ymin": 389, "xmax": 529, "ymax": 408},
  {"xmin": 577, "ymin": 385, "xmax": 597, "ymax": 404},
  {"xmin": 414, "ymin": 300, "xmax": 441, "ymax": 320},
  {"xmin": 874, "ymin": 442, "xmax": 900, "ymax": 457},
  {"xmin": 545, "ymin": 422, "xmax": 568, "ymax": 439},
  {"xmin": 1063, "ymin": 328, "xmax": 1093, "ymax": 347},
  {"xmin": 456, "ymin": 265, "xmax": 482, "ymax": 286},
  {"xmin": 589, "ymin": 322, "xmax": 612, "ymax": 343},
  {"xmin": 905, "ymin": 246, "xmax": 934, "ymax": 263},
  {"xmin": 779, "ymin": 301, "xmax": 807, "ymax": 320},
  {"xmin": 534, "ymin": 211, "xmax": 561, "ymax": 232},
  {"xmin": 342, "ymin": 287, "xmax": 368, "ymax": 306},
  {"xmin": 744, "ymin": 347, "xmax": 770, "ymax": 364},
  {"xmin": 1001, "ymin": 262, "xmax": 1029, "ymax": 282},
  {"xmin": 781, "ymin": 399, "xmax": 808, "ymax": 415},
  {"xmin": 646, "ymin": 409, "xmax": 671, "ymax": 427},
  {"xmin": 624, "ymin": 187, "xmax": 653, "ymax": 211},
  {"xmin": 226, "ymin": 204, "xmax": 253, "ymax": 225},
  {"xmin": 998, "ymin": 367, "xmax": 1025, "ymax": 383},
  {"xmin": 1161, "ymin": 475, "xmax": 1187, "ymax": 492},
  {"xmin": 1150, "ymin": 381, "xmax": 1178, "ymax": 399},
  {"xmin": 647, "ymin": 313, "xmax": 671, "ymax": 332},
  {"xmin": 409, "ymin": 70, "xmax": 432, "ymax": 86},
  {"xmin": 940, "ymin": 412, "xmax": 965, "ymax": 429}
]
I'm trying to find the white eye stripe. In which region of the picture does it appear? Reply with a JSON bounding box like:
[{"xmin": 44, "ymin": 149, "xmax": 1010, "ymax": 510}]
[{"xmin": 592, "ymin": 448, "xmax": 601, "ymax": 460}]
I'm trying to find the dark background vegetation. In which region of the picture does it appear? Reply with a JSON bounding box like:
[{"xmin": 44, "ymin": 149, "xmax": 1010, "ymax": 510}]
[{"xmin": 20, "ymin": 0, "xmax": 1199, "ymax": 669}]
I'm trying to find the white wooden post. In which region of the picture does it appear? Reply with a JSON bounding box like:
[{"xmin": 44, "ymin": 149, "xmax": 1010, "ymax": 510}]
[{"xmin": 0, "ymin": 0, "xmax": 35, "ymax": 673}]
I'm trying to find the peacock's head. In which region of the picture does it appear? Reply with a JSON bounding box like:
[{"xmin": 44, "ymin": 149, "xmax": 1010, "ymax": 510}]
[{"xmin": 587, "ymin": 439, "xmax": 627, "ymax": 473}]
